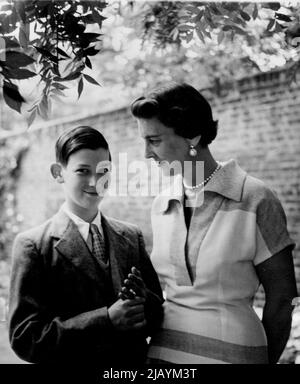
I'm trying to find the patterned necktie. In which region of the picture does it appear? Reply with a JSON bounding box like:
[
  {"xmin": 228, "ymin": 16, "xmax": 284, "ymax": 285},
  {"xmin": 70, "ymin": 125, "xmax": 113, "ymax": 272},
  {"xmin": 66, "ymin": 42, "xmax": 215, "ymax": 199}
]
[{"xmin": 90, "ymin": 223, "xmax": 107, "ymax": 264}]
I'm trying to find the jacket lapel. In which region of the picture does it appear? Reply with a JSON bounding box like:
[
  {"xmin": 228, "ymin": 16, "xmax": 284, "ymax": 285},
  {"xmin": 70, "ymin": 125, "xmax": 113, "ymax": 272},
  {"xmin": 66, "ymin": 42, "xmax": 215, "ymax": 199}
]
[
  {"xmin": 51, "ymin": 209, "xmax": 107, "ymax": 285},
  {"xmin": 101, "ymin": 215, "xmax": 129, "ymax": 296}
]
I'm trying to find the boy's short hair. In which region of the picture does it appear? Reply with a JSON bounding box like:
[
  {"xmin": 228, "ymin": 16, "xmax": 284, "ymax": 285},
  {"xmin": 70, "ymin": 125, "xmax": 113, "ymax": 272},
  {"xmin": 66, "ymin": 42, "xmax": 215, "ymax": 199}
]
[{"xmin": 55, "ymin": 126, "xmax": 111, "ymax": 166}]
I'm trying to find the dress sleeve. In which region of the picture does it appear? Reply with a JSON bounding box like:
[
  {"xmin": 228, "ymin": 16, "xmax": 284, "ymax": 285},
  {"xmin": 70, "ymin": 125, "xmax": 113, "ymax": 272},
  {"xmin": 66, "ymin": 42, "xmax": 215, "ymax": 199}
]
[{"xmin": 254, "ymin": 188, "xmax": 295, "ymax": 266}]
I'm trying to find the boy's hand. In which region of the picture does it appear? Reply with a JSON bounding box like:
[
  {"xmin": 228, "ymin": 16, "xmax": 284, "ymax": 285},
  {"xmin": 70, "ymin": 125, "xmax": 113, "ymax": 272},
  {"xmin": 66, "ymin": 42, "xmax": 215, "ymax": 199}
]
[
  {"xmin": 108, "ymin": 297, "xmax": 146, "ymax": 331},
  {"xmin": 119, "ymin": 267, "xmax": 147, "ymax": 300}
]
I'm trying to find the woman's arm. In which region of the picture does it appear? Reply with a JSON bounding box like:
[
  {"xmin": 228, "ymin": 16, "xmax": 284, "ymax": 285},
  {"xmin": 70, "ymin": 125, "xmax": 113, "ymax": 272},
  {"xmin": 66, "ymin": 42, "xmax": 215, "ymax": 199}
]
[{"xmin": 255, "ymin": 246, "xmax": 298, "ymax": 364}]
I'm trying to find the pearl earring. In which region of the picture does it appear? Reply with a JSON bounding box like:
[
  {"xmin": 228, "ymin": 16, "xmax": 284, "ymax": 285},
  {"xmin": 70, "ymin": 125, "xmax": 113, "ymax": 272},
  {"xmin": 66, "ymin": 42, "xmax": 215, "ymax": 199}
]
[{"xmin": 189, "ymin": 145, "xmax": 197, "ymax": 157}]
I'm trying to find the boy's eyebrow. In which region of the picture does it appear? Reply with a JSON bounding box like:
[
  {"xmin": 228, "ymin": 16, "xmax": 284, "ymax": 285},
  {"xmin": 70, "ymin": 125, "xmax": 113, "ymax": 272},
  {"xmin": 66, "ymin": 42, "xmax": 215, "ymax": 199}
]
[{"xmin": 75, "ymin": 164, "xmax": 91, "ymax": 167}]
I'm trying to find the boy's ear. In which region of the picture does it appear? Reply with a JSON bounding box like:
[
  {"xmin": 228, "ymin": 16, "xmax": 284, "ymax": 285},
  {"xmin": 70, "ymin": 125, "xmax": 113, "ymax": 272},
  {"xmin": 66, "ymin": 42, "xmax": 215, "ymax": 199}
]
[{"xmin": 50, "ymin": 163, "xmax": 64, "ymax": 183}]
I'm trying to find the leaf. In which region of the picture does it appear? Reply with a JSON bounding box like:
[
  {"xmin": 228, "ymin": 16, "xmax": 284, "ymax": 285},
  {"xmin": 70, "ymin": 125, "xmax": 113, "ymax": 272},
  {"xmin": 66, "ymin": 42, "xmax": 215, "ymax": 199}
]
[
  {"xmin": 231, "ymin": 25, "xmax": 247, "ymax": 35},
  {"xmin": 19, "ymin": 27, "xmax": 28, "ymax": 49},
  {"xmin": 52, "ymin": 82, "xmax": 68, "ymax": 91},
  {"xmin": 177, "ymin": 24, "xmax": 192, "ymax": 32},
  {"xmin": 253, "ymin": 4, "xmax": 258, "ymax": 20},
  {"xmin": 267, "ymin": 19, "xmax": 276, "ymax": 31},
  {"xmin": 275, "ymin": 13, "xmax": 292, "ymax": 23},
  {"xmin": 217, "ymin": 31, "xmax": 225, "ymax": 45},
  {"xmin": 83, "ymin": 74, "xmax": 100, "ymax": 86},
  {"xmin": 60, "ymin": 71, "xmax": 82, "ymax": 81},
  {"xmin": 196, "ymin": 28, "xmax": 205, "ymax": 44},
  {"xmin": 2, "ymin": 37, "xmax": 20, "ymax": 50},
  {"xmin": 82, "ymin": 33, "xmax": 102, "ymax": 42},
  {"xmin": 202, "ymin": 29, "xmax": 212, "ymax": 39},
  {"xmin": 274, "ymin": 21, "xmax": 283, "ymax": 33},
  {"xmin": 34, "ymin": 46, "xmax": 58, "ymax": 64},
  {"xmin": 209, "ymin": 4, "xmax": 222, "ymax": 16},
  {"xmin": 5, "ymin": 68, "xmax": 36, "ymax": 80},
  {"xmin": 223, "ymin": 3, "xmax": 240, "ymax": 12},
  {"xmin": 52, "ymin": 65, "xmax": 61, "ymax": 77},
  {"xmin": 85, "ymin": 56, "xmax": 92, "ymax": 69},
  {"xmin": 27, "ymin": 109, "xmax": 37, "ymax": 128},
  {"xmin": 38, "ymin": 96, "xmax": 48, "ymax": 120},
  {"xmin": 3, "ymin": 81, "xmax": 25, "ymax": 113},
  {"xmin": 262, "ymin": 2, "xmax": 281, "ymax": 11},
  {"xmin": 223, "ymin": 25, "xmax": 232, "ymax": 32},
  {"xmin": 240, "ymin": 11, "xmax": 251, "ymax": 22},
  {"xmin": 94, "ymin": 1, "xmax": 107, "ymax": 11},
  {"xmin": 204, "ymin": 14, "xmax": 217, "ymax": 29},
  {"xmin": 81, "ymin": 14, "xmax": 96, "ymax": 24},
  {"xmin": 57, "ymin": 48, "xmax": 70, "ymax": 59},
  {"xmin": 232, "ymin": 16, "xmax": 246, "ymax": 27},
  {"xmin": 185, "ymin": 32, "xmax": 194, "ymax": 44},
  {"xmin": 84, "ymin": 46, "xmax": 100, "ymax": 56},
  {"xmin": 192, "ymin": 10, "xmax": 204, "ymax": 23},
  {"xmin": 169, "ymin": 27, "xmax": 179, "ymax": 40},
  {"xmin": 230, "ymin": 30, "xmax": 235, "ymax": 42},
  {"xmin": 52, "ymin": 88, "xmax": 66, "ymax": 97},
  {"xmin": 27, "ymin": 103, "xmax": 39, "ymax": 113},
  {"xmin": 92, "ymin": 9, "xmax": 106, "ymax": 27},
  {"xmin": 77, "ymin": 77, "xmax": 83, "ymax": 99},
  {"xmin": 4, "ymin": 52, "xmax": 35, "ymax": 68}
]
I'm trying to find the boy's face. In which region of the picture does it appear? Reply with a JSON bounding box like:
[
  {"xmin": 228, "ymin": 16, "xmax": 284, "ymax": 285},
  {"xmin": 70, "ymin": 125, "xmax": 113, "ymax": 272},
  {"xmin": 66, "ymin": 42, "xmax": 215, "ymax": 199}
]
[{"xmin": 56, "ymin": 148, "xmax": 110, "ymax": 220}]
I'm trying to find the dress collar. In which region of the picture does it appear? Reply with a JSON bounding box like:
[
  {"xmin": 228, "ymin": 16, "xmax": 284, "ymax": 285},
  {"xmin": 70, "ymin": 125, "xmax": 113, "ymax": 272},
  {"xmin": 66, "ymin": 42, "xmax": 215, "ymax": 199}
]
[{"xmin": 153, "ymin": 159, "xmax": 247, "ymax": 213}]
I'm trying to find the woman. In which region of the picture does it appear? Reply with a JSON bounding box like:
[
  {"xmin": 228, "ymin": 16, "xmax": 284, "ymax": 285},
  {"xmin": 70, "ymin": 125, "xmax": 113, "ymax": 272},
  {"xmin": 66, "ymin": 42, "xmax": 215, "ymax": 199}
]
[{"xmin": 130, "ymin": 82, "xmax": 298, "ymax": 364}]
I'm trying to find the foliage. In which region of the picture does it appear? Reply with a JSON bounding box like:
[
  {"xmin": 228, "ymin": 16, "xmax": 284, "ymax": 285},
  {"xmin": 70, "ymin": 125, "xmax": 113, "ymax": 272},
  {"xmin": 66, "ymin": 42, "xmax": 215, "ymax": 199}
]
[
  {"xmin": 140, "ymin": 2, "xmax": 293, "ymax": 46},
  {"xmin": 139, "ymin": 1, "xmax": 300, "ymax": 81},
  {"xmin": 0, "ymin": 137, "xmax": 28, "ymax": 263},
  {"xmin": 0, "ymin": 0, "xmax": 107, "ymax": 124},
  {"xmin": 90, "ymin": 1, "xmax": 299, "ymax": 98},
  {"xmin": 0, "ymin": 137, "xmax": 28, "ymax": 302},
  {"xmin": 1, "ymin": 1, "xmax": 300, "ymax": 124}
]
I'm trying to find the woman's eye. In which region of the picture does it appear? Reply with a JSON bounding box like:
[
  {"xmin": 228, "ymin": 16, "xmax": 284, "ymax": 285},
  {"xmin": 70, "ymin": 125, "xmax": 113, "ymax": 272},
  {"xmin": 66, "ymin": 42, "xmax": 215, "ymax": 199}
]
[{"xmin": 149, "ymin": 140, "xmax": 161, "ymax": 145}]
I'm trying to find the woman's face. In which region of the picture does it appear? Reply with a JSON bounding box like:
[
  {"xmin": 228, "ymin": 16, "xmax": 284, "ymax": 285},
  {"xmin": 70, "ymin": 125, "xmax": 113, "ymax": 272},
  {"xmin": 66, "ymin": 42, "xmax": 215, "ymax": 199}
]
[{"xmin": 137, "ymin": 117, "xmax": 189, "ymax": 175}]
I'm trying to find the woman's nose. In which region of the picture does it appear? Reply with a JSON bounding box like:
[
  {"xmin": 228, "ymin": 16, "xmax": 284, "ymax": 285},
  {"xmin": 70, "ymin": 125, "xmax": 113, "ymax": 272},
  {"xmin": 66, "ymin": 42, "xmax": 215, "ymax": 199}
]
[{"xmin": 144, "ymin": 144, "xmax": 153, "ymax": 159}]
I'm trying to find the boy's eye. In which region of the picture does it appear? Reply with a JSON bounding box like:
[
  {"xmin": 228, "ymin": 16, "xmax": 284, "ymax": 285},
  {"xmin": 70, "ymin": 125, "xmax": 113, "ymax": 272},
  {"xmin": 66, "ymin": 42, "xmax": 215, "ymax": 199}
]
[{"xmin": 76, "ymin": 169, "xmax": 89, "ymax": 174}]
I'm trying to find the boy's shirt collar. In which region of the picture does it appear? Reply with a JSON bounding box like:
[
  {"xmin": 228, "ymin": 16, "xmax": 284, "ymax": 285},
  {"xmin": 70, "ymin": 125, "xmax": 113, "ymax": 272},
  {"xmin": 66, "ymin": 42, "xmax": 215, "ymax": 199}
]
[{"xmin": 61, "ymin": 202, "xmax": 103, "ymax": 242}]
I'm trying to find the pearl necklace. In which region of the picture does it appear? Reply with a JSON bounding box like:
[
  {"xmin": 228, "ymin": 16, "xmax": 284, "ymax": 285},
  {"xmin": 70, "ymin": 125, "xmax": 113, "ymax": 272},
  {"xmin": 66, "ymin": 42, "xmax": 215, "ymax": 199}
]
[{"xmin": 183, "ymin": 163, "xmax": 222, "ymax": 191}]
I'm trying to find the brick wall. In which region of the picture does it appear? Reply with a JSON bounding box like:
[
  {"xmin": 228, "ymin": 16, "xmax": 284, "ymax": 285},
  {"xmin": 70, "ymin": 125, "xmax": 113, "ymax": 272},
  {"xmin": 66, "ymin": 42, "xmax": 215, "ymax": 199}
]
[
  {"xmin": 205, "ymin": 69, "xmax": 300, "ymax": 303},
  {"xmin": 1, "ymin": 67, "xmax": 300, "ymax": 303}
]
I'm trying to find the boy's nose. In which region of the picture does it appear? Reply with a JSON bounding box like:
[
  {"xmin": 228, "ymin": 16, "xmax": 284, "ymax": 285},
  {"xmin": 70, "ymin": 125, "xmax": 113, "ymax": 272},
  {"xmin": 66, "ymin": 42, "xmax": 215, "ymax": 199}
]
[{"xmin": 88, "ymin": 175, "xmax": 97, "ymax": 186}]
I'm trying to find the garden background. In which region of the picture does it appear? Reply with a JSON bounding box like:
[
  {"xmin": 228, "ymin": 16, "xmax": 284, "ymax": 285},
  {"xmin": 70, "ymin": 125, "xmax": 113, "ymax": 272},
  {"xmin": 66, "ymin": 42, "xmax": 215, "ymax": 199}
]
[{"xmin": 1, "ymin": 0, "xmax": 300, "ymax": 363}]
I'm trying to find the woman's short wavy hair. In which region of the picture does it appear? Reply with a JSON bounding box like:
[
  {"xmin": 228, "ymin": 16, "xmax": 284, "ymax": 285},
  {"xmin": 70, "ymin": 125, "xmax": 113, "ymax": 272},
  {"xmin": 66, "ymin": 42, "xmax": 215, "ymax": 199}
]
[{"xmin": 131, "ymin": 82, "xmax": 218, "ymax": 147}]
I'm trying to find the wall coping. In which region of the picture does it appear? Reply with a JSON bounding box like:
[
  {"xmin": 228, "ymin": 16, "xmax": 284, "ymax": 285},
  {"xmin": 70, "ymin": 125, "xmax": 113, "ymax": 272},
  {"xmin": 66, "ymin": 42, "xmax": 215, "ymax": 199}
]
[
  {"xmin": 201, "ymin": 63, "xmax": 299, "ymax": 97},
  {"xmin": 0, "ymin": 101, "xmax": 130, "ymax": 142},
  {"xmin": 0, "ymin": 64, "xmax": 298, "ymax": 142}
]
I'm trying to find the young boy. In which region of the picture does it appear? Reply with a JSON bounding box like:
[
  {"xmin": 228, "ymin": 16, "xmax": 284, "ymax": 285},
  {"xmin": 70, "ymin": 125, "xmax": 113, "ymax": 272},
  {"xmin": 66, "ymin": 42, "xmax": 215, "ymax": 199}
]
[{"xmin": 8, "ymin": 126, "xmax": 163, "ymax": 365}]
